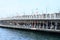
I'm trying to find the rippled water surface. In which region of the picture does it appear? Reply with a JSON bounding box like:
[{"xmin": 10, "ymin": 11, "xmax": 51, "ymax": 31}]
[{"xmin": 0, "ymin": 27, "xmax": 60, "ymax": 40}]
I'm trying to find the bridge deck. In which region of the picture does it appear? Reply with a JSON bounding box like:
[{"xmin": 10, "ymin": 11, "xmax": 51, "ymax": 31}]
[{"xmin": 0, "ymin": 24, "xmax": 60, "ymax": 33}]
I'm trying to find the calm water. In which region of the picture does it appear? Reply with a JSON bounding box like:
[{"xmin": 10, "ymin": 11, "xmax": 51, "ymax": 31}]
[{"xmin": 0, "ymin": 27, "xmax": 60, "ymax": 40}]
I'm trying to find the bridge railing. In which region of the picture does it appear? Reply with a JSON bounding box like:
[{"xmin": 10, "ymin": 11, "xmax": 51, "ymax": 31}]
[{"xmin": 0, "ymin": 13, "xmax": 60, "ymax": 20}]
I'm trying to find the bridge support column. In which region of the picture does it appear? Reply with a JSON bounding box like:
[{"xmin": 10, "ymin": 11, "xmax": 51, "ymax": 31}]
[
  {"xmin": 43, "ymin": 21, "xmax": 44, "ymax": 29},
  {"xmin": 39, "ymin": 22, "xmax": 41, "ymax": 28},
  {"xmin": 46, "ymin": 21, "xmax": 48, "ymax": 29},
  {"xmin": 50, "ymin": 21, "xmax": 54, "ymax": 29},
  {"xmin": 32, "ymin": 22, "xmax": 34, "ymax": 28},
  {"xmin": 55, "ymin": 22, "xmax": 57, "ymax": 30}
]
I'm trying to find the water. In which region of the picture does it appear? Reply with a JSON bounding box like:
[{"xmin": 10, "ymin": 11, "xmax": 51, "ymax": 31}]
[{"xmin": 0, "ymin": 27, "xmax": 60, "ymax": 40}]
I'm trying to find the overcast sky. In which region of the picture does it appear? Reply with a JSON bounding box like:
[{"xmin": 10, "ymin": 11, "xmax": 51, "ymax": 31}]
[{"xmin": 0, "ymin": 0, "xmax": 60, "ymax": 17}]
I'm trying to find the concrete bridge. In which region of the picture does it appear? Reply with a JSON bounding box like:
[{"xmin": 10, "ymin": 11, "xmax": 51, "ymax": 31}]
[{"xmin": 0, "ymin": 13, "xmax": 60, "ymax": 33}]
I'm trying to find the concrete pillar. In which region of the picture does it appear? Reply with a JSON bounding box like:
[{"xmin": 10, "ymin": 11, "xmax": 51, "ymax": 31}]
[
  {"xmin": 50, "ymin": 21, "xmax": 54, "ymax": 29},
  {"xmin": 46, "ymin": 21, "xmax": 48, "ymax": 29},
  {"xmin": 17, "ymin": 23, "xmax": 19, "ymax": 25},
  {"xmin": 55, "ymin": 22, "xmax": 57, "ymax": 30},
  {"xmin": 50, "ymin": 21, "xmax": 53, "ymax": 29},
  {"xmin": 33, "ymin": 21, "xmax": 36, "ymax": 28},
  {"xmin": 39, "ymin": 21, "xmax": 41, "ymax": 28},
  {"xmin": 32, "ymin": 21, "xmax": 34, "ymax": 28},
  {"xmin": 36, "ymin": 21, "xmax": 39, "ymax": 28},
  {"xmin": 34, "ymin": 23, "xmax": 36, "ymax": 28},
  {"xmin": 43, "ymin": 21, "xmax": 44, "ymax": 29}
]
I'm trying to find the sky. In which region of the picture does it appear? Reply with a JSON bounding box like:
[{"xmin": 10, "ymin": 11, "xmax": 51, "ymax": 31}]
[{"xmin": 0, "ymin": 0, "xmax": 60, "ymax": 17}]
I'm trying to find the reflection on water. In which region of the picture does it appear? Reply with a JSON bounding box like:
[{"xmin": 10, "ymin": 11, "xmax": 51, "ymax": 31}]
[{"xmin": 0, "ymin": 27, "xmax": 60, "ymax": 40}]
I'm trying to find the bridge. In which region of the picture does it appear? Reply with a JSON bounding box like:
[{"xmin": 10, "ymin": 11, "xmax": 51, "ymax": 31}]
[{"xmin": 0, "ymin": 13, "xmax": 60, "ymax": 33}]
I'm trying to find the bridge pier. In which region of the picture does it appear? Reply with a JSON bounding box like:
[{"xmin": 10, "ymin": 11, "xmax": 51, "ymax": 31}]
[{"xmin": 55, "ymin": 22, "xmax": 57, "ymax": 30}]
